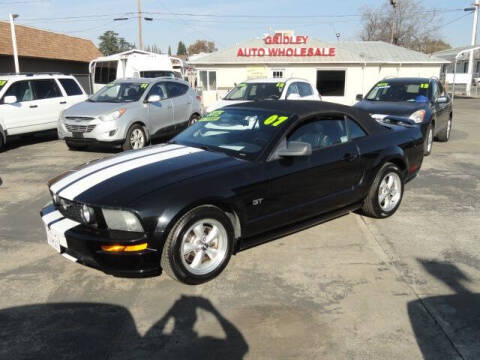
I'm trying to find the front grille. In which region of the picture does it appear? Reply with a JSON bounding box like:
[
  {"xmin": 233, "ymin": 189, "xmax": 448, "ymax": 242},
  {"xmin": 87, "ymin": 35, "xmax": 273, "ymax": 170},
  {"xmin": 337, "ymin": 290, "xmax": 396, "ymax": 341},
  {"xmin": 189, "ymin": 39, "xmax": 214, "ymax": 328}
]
[
  {"xmin": 56, "ymin": 198, "xmax": 84, "ymax": 223},
  {"xmin": 65, "ymin": 124, "xmax": 96, "ymax": 133},
  {"xmin": 65, "ymin": 116, "xmax": 95, "ymax": 121}
]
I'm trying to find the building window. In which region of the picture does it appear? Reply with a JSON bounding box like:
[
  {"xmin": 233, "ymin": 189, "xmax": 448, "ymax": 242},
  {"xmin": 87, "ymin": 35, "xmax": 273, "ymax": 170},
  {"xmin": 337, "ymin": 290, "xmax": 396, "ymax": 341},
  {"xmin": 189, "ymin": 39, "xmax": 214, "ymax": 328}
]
[
  {"xmin": 198, "ymin": 70, "xmax": 217, "ymax": 90},
  {"xmin": 272, "ymin": 70, "xmax": 284, "ymax": 78},
  {"xmin": 94, "ymin": 61, "xmax": 118, "ymax": 84},
  {"xmin": 316, "ymin": 70, "xmax": 345, "ymax": 97}
]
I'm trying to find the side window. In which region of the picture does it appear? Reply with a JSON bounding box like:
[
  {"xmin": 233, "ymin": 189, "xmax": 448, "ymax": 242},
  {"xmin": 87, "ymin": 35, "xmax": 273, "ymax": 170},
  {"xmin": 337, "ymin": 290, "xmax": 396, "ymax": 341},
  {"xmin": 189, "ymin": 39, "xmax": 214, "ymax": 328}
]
[
  {"xmin": 58, "ymin": 78, "xmax": 83, "ymax": 96},
  {"xmin": 286, "ymin": 83, "xmax": 299, "ymax": 98},
  {"xmin": 2, "ymin": 81, "xmax": 33, "ymax": 103},
  {"xmin": 165, "ymin": 82, "xmax": 188, "ymax": 98},
  {"xmin": 288, "ymin": 118, "xmax": 348, "ymax": 150},
  {"xmin": 94, "ymin": 61, "xmax": 118, "ymax": 84},
  {"xmin": 346, "ymin": 117, "xmax": 367, "ymax": 140},
  {"xmin": 431, "ymin": 81, "xmax": 438, "ymax": 99},
  {"xmin": 148, "ymin": 82, "xmax": 168, "ymax": 100},
  {"xmin": 31, "ymin": 79, "xmax": 62, "ymax": 100},
  {"xmin": 437, "ymin": 81, "xmax": 446, "ymax": 97},
  {"xmin": 298, "ymin": 82, "xmax": 313, "ymax": 97}
]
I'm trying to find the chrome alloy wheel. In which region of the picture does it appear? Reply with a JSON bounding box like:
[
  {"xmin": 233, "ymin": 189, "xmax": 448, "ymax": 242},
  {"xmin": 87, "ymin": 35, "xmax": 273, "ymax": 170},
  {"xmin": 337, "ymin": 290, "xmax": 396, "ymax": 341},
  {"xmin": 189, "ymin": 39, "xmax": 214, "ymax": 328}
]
[
  {"xmin": 378, "ymin": 172, "xmax": 402, "ymax": 212},
  {"xmin": 180, "ymin": 219, "xmax": 228, "ymax": 275},
  {"xmin": 130, "ymin": 128, "xmax": 145, "ymax": 149},
  {"xmin": 426, "ymin": 127, "xmax": 433, "ymax": 153}
]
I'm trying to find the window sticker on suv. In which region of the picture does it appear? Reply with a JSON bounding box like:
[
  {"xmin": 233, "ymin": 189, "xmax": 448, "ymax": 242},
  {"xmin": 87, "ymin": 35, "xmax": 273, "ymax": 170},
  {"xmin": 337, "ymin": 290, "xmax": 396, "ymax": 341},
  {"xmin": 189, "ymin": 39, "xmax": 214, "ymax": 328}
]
[
  {"xmin": 0, "ymin": 80, "xmax": 7, "ymax": 89},
  {"xmin": 276, "ymin": 82, "xmax": 285, "ymax": 88},
  {"xmin": 264, "ymin": 114, "xmax": 289, "ymax": 127},
  {"xmin": 199, "ymin": 110, "xmax": 224, "ymax": 122},
  {"xmin": 420, "ymin": 83, "xmax": 429, "ymax": 89},
  {"xmin": 140, "ymin": 83, "xmax": 149, "ymax": 89}
]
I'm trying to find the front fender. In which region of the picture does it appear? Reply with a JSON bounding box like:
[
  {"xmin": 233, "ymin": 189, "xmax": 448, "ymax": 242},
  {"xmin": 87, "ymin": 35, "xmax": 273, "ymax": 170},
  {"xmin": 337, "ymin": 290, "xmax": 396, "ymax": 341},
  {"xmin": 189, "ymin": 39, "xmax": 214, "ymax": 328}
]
[{"xmin": 369, "ymin": 145, "xmax": 408, "ymax": 182}]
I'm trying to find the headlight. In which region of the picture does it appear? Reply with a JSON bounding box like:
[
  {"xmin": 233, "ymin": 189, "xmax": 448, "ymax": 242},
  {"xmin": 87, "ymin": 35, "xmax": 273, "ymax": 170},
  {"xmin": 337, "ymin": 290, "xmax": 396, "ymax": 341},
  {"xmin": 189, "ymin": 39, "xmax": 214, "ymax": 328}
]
[
  {"xmin": 99, "ymin": 108, "xmax": 126, "ymax": 121},
  {"xmin": 81, "ymin": 204, "xmax": 95, "ymax": 224},
  {"xmin": 102, "ymin": 209, "xmax": 143, "ymax": 232},
  {"xmin": 409, "ymin": 110, "xmax": 426, "ymax": 123}
]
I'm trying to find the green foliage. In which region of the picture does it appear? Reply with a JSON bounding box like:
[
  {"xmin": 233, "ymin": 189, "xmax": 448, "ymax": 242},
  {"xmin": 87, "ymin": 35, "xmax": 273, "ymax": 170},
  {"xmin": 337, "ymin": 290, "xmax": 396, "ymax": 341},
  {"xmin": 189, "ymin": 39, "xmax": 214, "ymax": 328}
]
[
  {"xmin": 187, "ymin": 40, "xmax": 217, "ymax": 55},
  {"xmin": 98, "ymin": 31, "xmax": 134, "ymax": 56},
  {"xmin": 177, "ymin": 41, "xmax": 187, "ymax": 56}
]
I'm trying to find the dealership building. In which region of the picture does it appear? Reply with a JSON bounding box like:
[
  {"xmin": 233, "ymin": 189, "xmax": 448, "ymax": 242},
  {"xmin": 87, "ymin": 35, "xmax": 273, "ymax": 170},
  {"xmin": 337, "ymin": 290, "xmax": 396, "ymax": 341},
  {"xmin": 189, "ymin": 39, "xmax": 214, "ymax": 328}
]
[{"xmin": 189, "ymin": 31, "xmax": 448, "ymax": 107}]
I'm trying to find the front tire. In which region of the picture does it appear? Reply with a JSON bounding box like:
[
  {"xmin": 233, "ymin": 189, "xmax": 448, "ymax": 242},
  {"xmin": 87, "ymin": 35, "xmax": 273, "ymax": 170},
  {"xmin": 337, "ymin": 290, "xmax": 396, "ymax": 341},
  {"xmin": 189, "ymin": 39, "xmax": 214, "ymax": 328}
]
[
  {"xmin": 436, "ymin": 117, "xmax": 452, "ymax": 142},
  {"xmin": 123, "ymin": 124, "xmax": 147, "ymax": 151},
  {"xmin": 188, "ymin": 114, "xmax": 200, "ymax": 126},
  {"xmin": 424, "ymin": 123, "xmax": 433, "ymax": 156},
  {"xmin": 161, "ymin": 205, "xmax": 234, "ymax": 285},
  {"xmin": 361, "ymin": 163, "xmax": 404, "ymax": 218}
]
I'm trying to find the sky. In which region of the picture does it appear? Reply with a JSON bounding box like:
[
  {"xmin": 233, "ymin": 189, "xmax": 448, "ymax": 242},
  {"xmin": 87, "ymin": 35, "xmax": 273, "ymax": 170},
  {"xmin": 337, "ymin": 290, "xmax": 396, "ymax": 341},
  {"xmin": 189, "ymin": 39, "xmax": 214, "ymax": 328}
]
[{"xmin": 1, "ymin": 0, "xmax": 478, "ymax": 53}]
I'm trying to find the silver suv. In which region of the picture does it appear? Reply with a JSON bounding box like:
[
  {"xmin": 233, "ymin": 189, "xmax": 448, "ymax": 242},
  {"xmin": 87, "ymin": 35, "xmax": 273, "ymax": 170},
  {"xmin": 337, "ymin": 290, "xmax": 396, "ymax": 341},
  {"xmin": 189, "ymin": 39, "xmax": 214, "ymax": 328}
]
[{"xmin": 58, "ymin": 77, "xmax": 202, "ymax": 150}]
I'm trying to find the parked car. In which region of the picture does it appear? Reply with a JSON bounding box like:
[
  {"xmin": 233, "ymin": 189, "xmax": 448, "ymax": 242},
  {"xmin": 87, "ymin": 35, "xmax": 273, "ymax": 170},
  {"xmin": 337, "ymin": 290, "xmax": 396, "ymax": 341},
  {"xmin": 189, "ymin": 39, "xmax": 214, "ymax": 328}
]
[
  {"xmin": 206, "ymin": 77, "xmax": 321, "ymax": 112},
  {"xmin": 354, "ymin": 77, "xmax": 453, "ymax": 156},
  {"xmin": 58, "ymin": 77, "xmax": 202, "ymax": 151},
  {"xmin": 0, "ymin": 73, "xmax": 87, "ymax": 151},
  {"xmin": 41, "ymin": 100, "xmax": 424, "ymax": 284}
]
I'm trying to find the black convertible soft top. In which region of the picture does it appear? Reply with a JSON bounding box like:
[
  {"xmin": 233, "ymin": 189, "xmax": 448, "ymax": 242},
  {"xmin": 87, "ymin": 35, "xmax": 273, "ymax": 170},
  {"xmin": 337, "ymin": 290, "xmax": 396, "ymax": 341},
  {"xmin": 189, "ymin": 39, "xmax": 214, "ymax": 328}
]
[{"xmin": 224, "ymin": 100, "xmax": 385, "ymax": 135}]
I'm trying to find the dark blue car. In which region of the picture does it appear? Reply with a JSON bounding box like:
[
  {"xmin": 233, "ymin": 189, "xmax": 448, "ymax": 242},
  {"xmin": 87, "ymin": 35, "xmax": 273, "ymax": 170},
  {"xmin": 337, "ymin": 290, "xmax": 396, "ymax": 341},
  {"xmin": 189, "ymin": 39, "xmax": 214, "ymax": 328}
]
[{"xmin": 354, "ymin": 77, "xmax": 453, "ymax": 155}]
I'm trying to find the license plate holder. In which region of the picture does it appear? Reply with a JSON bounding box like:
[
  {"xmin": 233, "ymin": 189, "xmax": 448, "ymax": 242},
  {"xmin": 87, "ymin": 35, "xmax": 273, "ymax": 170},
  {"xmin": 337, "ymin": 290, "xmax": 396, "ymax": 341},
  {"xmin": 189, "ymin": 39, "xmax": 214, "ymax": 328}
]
[
  {"xmin": 46, "ymin": 226, "xmax": 61, "ymax": 253},
  {"xmin": 72, "ymin": 132, "xmax": 83, "ymax": 139}
]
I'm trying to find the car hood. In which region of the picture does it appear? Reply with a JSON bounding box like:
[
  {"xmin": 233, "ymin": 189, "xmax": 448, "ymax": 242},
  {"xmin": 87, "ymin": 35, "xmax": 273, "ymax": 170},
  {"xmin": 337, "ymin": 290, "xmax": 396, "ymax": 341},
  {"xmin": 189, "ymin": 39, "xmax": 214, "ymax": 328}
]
[
  {"xmin": 206, "ymin": 99, "xmax": 249, "ymax": 112},
  {"xmin": 63, "ymin": 100, "xmax": 139, "ymax": 118},
  {"xmin": 48, "ymin": 144, "xmax": 244, "ymax": 207},
  {"xmin": 354, "ymin": 100, "xmax": 428, "ymax": 117}
]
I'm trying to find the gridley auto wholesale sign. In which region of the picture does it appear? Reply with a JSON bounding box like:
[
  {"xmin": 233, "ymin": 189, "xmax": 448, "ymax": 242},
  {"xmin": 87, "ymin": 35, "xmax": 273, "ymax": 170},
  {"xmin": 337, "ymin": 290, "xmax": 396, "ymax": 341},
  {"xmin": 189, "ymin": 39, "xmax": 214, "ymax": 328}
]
[{"xmin": 237, "ymin": 33, "xmax": 336, "ymax": 58}]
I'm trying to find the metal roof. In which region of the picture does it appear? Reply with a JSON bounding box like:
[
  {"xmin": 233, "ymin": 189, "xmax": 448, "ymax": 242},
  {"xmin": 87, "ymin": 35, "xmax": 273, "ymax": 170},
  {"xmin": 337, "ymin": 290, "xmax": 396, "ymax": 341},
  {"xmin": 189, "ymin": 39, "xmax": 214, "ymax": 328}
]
[
  {"xmin": 433, "ymin": 46, "xmax": 480, "ymax": 61},
  {"xmin": 189, "ymin": 38, "xmax": 448, "ymax": 65}
]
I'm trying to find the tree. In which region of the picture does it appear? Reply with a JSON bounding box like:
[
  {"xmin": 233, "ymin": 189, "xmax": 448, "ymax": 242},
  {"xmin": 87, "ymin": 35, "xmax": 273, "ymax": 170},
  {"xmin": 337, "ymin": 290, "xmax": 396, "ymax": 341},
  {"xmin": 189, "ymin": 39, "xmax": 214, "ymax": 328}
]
[
  {"xmin": 168, "ymin": 45, "xmax": 172, "ymax": 56},
  {"xmin": 177, "ymin": 41, "xmax": 187, "ymax": 56},
  {"xmin": 360, "ymin": 0, "xmax": 451, "ymax": 53},
  {"xmin": 98, "ymin": 30, "xmax": 134, "ymax": 56},
  {"xmin": 145, "ymin": 44, "xmax": 162, "ymax": 54},
  {"xmin": 187, "ymin": 40, "xmax": 217, "ymax": 55}
]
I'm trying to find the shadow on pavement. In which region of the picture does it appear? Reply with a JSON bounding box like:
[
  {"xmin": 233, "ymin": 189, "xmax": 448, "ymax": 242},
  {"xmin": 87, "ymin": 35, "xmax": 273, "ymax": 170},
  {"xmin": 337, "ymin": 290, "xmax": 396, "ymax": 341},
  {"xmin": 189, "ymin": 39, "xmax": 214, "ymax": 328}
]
[
  {"xmin": 0, "ymin": 295, "xmax": 248, "ymax": 360},
  {"xmin": 408, "ymin": 259, "xmax": 480, "ymax": 360},
  {"xmin": 1, "ymin": 130, "xmax": 58, "ymax": 152}
]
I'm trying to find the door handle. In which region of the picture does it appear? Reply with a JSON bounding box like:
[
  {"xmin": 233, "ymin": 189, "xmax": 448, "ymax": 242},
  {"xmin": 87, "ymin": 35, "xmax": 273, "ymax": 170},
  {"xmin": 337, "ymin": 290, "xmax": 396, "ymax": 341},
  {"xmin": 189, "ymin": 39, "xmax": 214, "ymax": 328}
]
[
  {"xmin": 59, "ymin": 101, "xmax": 67, "ymax": 104},
  {"xmin": 344, "ymin": 153, "xmax": 358, "ymax": 162},
  {"xmin": 29, "ymin": 105, "xmax": 38, "ymax": 108}
]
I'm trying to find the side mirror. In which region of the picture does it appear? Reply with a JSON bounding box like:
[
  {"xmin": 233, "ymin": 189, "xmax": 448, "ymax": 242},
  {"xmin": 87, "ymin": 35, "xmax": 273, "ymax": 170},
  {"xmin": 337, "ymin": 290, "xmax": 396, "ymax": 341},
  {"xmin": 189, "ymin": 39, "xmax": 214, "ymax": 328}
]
[
  {"xmin": 277, "ymin": 141, "xmax": 312, "ymax": 157},
  {"xmin": 356, "ymin": 94, "xmax": 363, "ymax": 101},
  {"xmin": 286, "ymin": 93, "xmax": 301, "ymax": 100},
  {"xmin": 4, "ymin": 95, "xmax": 17, "ymax": 104},
  {"xmin": 436, "ymin": 96, "xmax": 448, "ymax": 104},
  {"xmin": 146, "ymin": 94, "xmax": 161, "ymax": 103}
]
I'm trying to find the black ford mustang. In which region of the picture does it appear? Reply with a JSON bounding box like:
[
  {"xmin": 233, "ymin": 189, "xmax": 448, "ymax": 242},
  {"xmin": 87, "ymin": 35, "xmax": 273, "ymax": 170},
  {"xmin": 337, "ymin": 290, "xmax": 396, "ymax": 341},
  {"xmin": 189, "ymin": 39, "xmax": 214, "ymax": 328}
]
[{"xmin": 40, "ymin": 101, "xmax": 424, "ymax": 284}]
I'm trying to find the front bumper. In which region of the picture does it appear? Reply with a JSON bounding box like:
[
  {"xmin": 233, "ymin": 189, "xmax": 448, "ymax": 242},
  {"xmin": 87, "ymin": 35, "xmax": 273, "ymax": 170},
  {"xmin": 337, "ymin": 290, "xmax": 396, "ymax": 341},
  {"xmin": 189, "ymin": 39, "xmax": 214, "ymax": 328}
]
[
  {"xmin": 40, "ymin": 203, "xmax": 160, "ymax": 277},
  {"xmin": 58, "ymin": 117, "xmax": 127, "ymax": 144}
]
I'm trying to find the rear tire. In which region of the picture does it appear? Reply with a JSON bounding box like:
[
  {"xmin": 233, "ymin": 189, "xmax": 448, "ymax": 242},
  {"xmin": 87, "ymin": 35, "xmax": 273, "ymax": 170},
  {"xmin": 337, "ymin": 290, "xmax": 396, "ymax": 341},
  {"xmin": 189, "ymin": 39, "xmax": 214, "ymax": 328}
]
[
  {"xmin": 424, "ymin": 124, "xmax": 433, "ymax": 156},
  {"xmin": 161, "ymin": 205, "xmax": 234, "ymax": 285},
  {"xmin": 188, "ymin": 114, "xmax": 200, "ymax": 126},
  {"xmin": 0, "ymin": 134, "xmax": 4, "ymax": 152},
  {"xmin": 123, "ymin": 124, "xmax": 147, "ymax": 151},
  {"xmin": 65, "ymin": 140, "xmax": 87, "ymax": 151},
  {"xmin": 361, "ymin": 163, "xmax": 404, "ymax": 219},
  {"xmin": 436, "ymin": 117, "xmax": 452, "ymax": 142}
]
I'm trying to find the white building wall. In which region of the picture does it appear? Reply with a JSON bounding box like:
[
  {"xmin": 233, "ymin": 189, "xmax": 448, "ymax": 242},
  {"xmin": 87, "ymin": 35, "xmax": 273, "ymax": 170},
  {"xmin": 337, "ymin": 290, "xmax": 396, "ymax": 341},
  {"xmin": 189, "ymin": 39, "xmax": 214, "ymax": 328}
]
[{"xmin": 195, "ymin": 63, "xmax": 441, "ymax": 108}]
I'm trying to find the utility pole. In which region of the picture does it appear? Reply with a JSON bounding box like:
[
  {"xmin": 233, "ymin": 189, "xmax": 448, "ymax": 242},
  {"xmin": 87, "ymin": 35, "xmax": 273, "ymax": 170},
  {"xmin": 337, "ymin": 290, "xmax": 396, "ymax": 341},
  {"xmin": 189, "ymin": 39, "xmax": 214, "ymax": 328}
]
[
  {"xmin": 390, "ymin": 0, "xmax": 397, "ymax": 44},
  {"xmin": 9, "ymin": 14, "xmax": 20, "ymax": 73},
  {"xmin": 137, "ymin": 0, "xmax": 143, "ymax": 50},
  {"xmin": 466, "ymin": 0, "xmax": 479, "ymax": 96}
]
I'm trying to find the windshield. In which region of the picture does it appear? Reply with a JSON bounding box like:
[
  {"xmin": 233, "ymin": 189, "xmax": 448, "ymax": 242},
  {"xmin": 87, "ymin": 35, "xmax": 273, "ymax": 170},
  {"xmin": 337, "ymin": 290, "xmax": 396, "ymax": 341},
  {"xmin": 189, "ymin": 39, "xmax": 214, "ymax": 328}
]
[
  {"xmin": 140, "ymin": 70, "xmax": 176, "ymax": 79},
  {"xmin": 224, "ymin": 82, "xmax": 285, "ymax": 101},
  {"xmin": 172, "ymin": 108, "xmax": 292, "ymax": 160},
  {"xmin": 89, "ymin": 82, "xmax": 149, "ymax": 103},
  {"xmin": 366, "ymin": 81, "xmax": 430, "ymax": 102}
]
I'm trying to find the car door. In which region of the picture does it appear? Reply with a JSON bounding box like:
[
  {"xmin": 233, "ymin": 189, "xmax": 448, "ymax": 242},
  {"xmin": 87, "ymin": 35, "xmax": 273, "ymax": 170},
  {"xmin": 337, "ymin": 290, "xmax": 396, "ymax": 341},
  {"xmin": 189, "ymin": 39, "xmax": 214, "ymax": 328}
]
[
  {"xmin": 248, "ymin": 114, "xmax": 363, "ymax": 235},
  {"xmin": 0, "ymin": 80, "xmax": 40, "ymax": 135},
  {"xmin": 30, "ymin": 79, "xmax": 65, "ymax": 130},
  {"xmin": 432, "ymin": 81, "xmax": 450, "ymax": 132},
  {"xmin": 56, "ymin": 78, "xmax": 87, "ymax": 109},
  {"xmin": 146, "ymin": 82, "xmax": 175, "ymax": 136},
  {"xmin": 165, "ymin": 82, "xmax": 191, "ymax": 127}
]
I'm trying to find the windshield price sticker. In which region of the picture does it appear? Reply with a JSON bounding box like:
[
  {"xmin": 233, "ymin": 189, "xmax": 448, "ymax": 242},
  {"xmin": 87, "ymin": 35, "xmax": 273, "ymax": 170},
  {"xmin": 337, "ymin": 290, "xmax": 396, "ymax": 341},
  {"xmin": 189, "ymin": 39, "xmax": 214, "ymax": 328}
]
[
  {"xmin": 105, "ymin": 83, "xmax": 115, "ymax": 87},
  {"xmin": 264, "ymin": 114, "xmax": 289, "ymax": 127},
  {"xmin": 376, "ymin": 82, "xmax": 390, "ymax": 88},
  {"xmin": 199, "ymin": 110, "xmax": 224, "ymax": 122},
  {"xmin": 238, "ymin": 83, "xmax": 247, "ymax": 88},
  {"xmin": 140, "ymin": 83, "xmax": 149, "ymax": 89},
  {"xmin": 276, "ymin": 82, "xmax": 285, "ymax": 88},
  {"xmin": 420, "ymin": 83, "xmax": 429, "ymax": 89},
  {"xmin": 0, "ymin": 80, "xmax": 6, "ymax": 87}
]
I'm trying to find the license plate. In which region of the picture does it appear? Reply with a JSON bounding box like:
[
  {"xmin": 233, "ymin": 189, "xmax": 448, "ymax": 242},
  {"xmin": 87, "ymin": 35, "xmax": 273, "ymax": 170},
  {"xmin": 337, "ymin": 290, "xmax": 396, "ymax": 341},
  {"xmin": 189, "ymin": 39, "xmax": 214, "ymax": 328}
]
[
  {"xmin": 45, "ymin": 226, "xmax": 61, "ymax": 253},
  {"xmin": 72, "ymin": 132, "xmax": 83, "ymax": 138}
]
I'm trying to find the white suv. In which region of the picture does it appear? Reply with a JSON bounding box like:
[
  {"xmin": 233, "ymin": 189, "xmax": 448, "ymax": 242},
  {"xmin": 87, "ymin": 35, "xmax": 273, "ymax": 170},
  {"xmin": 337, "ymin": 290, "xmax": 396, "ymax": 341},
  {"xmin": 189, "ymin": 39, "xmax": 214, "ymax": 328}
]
[
  {"xmin": 0, "ymin": 73, "xmax": 87, "ymax": 150},
  {"xmin": 206, "ymin": 77, "xmax": 321, "ymax": 112}
]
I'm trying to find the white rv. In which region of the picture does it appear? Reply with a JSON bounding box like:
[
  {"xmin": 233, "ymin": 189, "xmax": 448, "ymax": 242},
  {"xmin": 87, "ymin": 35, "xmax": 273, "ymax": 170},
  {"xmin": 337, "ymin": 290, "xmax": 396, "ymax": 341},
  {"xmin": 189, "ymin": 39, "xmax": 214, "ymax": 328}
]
[{"xmin": 89, "ymin": 49, "xmax": 181, "ymax": 93}]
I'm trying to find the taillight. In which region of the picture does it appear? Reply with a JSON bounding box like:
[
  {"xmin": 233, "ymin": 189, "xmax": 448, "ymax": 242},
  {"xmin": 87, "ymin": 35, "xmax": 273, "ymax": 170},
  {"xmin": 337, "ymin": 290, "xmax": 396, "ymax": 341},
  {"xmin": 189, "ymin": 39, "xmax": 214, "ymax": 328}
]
[{"xmin": 196, "ymin": 95, "xmax": 202, "ymax": 102}]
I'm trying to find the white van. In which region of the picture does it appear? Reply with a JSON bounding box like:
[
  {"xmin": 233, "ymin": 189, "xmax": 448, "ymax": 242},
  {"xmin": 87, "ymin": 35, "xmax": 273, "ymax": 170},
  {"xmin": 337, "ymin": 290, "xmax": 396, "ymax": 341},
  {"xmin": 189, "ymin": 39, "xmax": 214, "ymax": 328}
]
[
  {"xmin": 89, "ymin": 50, "xmax": 181, "ymax": 93},
  {"xmin": 0, "ymin": 73, "xmax": 87, "ymax": 150}
]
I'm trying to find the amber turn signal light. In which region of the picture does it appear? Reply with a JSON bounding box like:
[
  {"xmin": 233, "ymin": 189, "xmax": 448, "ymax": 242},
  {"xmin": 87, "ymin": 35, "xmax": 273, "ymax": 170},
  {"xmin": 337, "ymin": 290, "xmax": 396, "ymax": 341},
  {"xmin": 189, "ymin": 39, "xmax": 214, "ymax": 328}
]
[{"xmin": 101, "ymin": 243, "xmax": 148, "ymax": 252}]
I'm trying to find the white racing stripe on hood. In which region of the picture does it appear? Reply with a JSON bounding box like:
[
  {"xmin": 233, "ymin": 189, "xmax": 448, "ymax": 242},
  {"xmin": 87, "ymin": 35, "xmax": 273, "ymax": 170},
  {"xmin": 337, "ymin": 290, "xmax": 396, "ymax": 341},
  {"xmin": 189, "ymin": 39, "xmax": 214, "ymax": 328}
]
[
  {"xmin": 50, "ymin": 144, "xmax": 184, "ymax": 193},
  {"xmin": 49, "ymin": 218, "xmax": 80, "ymax": 247},
  {"xmin": 59, "ymin": 146, "xmax": 203, "ymax": 201}
]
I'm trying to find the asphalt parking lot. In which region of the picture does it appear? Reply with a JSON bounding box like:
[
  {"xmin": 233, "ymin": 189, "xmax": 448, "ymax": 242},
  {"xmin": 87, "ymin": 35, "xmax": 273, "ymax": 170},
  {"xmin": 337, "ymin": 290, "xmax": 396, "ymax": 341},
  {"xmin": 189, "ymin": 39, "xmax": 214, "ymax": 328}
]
[{"xmin": 1, "ymin": 98, "xmax": 479, "ymax": 360}]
